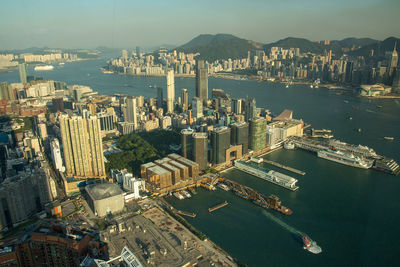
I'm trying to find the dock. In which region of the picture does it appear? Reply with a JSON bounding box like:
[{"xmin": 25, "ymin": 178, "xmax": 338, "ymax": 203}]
[
  {"xmin": 262, "ymin": 159, "xmax": 306, "ymax": 176},
  {"xmin": 208, "ymin": 201, "xmax": 229, "ymax": 213},
  {"xmin": 175, "ymin": 209, "xmax": 196, "ymax": 218}
]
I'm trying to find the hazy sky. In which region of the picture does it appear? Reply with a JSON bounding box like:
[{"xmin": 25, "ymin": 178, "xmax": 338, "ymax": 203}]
[{"xmin": 1, "ymin": 0, "xmax": 399, "ymax": 50}]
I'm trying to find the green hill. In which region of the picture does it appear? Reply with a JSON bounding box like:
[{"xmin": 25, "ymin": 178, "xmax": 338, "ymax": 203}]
[
  {"xmin": 263, "ymin": 37, "xmax": 343, "ymax": 56},
  {"xmin": 174, "ymin": 34, "xmax": 263, "ymax": 61},
  {"xmin": 349, "ymin": 37, "xmax": 399, "ymax": 57}
]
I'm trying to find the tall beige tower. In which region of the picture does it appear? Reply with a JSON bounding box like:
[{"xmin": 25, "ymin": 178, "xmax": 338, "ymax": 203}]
[
  {"xmin": 59, "ymin": 114, "xmax": 106, "ymax": 178},
  {"xmin": 166, "ymin": 69, "xmax": 175, "ymax": 113}
]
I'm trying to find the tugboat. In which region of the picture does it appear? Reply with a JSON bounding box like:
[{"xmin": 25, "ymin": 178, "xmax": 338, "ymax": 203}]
[{"xmin": 301, "ymin": 234, "xmax": 322, "ymax": 254}]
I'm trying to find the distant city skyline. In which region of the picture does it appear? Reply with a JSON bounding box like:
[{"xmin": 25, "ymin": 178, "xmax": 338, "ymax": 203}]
[{"xmin": 0, "ymin": 0, "xmax": 399, "ymax": 50}]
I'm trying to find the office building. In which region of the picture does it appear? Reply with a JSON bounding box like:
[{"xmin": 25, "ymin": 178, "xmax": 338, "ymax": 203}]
[
  {"xmin": 97, "ymin": 112, "xmax": 115, "ymax": 131},
  {"xmin": 0, "ymin": 169, "xmax": 51, "ymax": 231},
  {"xmin": 125, "ymin": 96, "xmax": 137, "ymax": 129},
  {"xmin": 117, "ymin": 122, "xmax": 135, "ymax": 135},
  {"xmin": 166, "ymin": 69, "xmax": 175, "ymax": 113},
  {"xmin": 249, "ymin": 117, "xmax": 267, "ymax": 151},
  {"xmin": 210, "ymin": 126, "xmax": 231, "ymax": 165},
  {"xmin": 196, "ymin": 60, "xmax": 208, "ymax": 103},
  {"xmin": 181, "ymin": 88, "xmax": 188, "ymax": 111},
  {"xmin": 245, "ymin": 98, "xmax": 257, "ymax": 122},
  {"xmin": 181, "ymin": 128, "xmax": 194, "ymax": 159},
  {"xmin": 59, "ymin": 114, "xmax": 106, "ymax": 178},
  {"xmin": 192, "ymin": 97, "xmax": 203, "ymax": 119},
  {"xmin": 232, "ymin": 98, "xmax": 244, "ymax": 114},
  {"xmin": 193, "ymin": 132, "xmax": 208, "ymax": 171},
  {"xmin": 18, "ymin": 63, "xmax": 27, "ymax": 84},
  {"xmin": 0, "ymin": 82, "xmax": 10, "ymax": 100},
  {"xmin": 231, "ymin": 122, "xmax": 249, "ymax": 154}
]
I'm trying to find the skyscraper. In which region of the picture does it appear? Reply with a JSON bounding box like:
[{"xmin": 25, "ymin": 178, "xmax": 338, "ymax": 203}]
[
  {"xmin": 157, "ymin": 87, "xmax": 163, "ymax": 109},
  {"xmin": 136, "ymin": 46, "xmax": 140, "ymax": 57},
  {"xmin": 166, "ymin": 69, "xmax": 175, "ymax": 113},
  {"xmin": 195, "ymin": 60, "xmax": 208, "ymax": 104},
  {"xmin": 125, "ymin": 96, "xmax": 137, "ymax": 129},
  {"xmin": 181, "ymin": 128, "xmax": 194, "ymax": 159},
  {"xmin": 18, "ymin": 63, "xmax": 27, "ymax": 84},
  {"xmin": 245, "ymin": 98, "xmax": 257, "ymax": 122},
  {"xmin": 0, "ymin": 82, "xmax": 9, "ymax": 100},
  {"xmin": 388, "ymin": 42, "xmax": 398, "ymax": 77},
  {"xmin": 232, "ymin": 98, "xmax": 243, "ymax": 114},
  {"xmin": 249, "ymin": 117, "xmax": 267, "ymax": 151},
  {"xmin": 231, "ymin": 122, "xmax": 249, "ymax": 154},
  {"xmin": 181, "ymin": 88, "xmax": 188, "ymax": 111},
  {"xmin": 59, "ymin": 114, "xmax": 106, "ymax": 178},
  {"xmin": 210, "ymin": 126, "xmax": 231, "ymax": 165},
  {"xmin": 193, "ymin": 132, "xmax": 208, "ymax": 171}
]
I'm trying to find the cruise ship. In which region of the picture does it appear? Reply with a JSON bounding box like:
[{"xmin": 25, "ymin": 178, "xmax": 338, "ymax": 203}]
[
  {"xmin": 317, "ymin": 149, "xmax": 374, "ymax": 169},
  {"xmin": 234, "ymin": 160, "xmax": 299, "ymax": 191}
]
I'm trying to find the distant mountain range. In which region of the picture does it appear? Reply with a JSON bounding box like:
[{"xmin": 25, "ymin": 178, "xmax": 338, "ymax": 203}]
[{"xmin": 173, "ymin": 34, "xmax": 399, "ymax": 61}]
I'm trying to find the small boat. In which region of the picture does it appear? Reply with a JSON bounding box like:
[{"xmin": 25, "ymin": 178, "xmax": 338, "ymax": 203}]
[
  {"xmin": 377, "ymin": 105, "xmax": 383, "ymax": 108},
  {"xmin": 384, "ymin": 137, "xmax": 394, "ymax": 141},
  {"xmin": 173, "ymin": 192, "xmax": 184, "ymax": 200},
  {"xmin": 310, "ymin": 84, "xmax": 314, "ymax": 88},
  {"xmin": 301, "ymin": 234, "xmax": 322, "ymax": 254},
  {"xmin": 348, "ymin": 117, "xmax": 353, "ymax": 120},
  {"xmin": 344, "ymin": 100, "xmax": 349, "ymax": 103},
  {"xmin": 181, "ymin": 190, "xmax": 191, "ymax": 198},
  {"xmin": 356, "ymin": 128, "xmax": 362, "ymax": 132},
  {"xmin": 352, "ymin": 105, "xmax": 359, "ymax": 110},
  {"xmin": 217, "ymin": 183, "xmax": 230, "ymax": 191}
]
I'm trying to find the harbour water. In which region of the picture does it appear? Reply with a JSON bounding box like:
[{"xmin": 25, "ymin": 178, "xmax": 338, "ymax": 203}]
[{"xmin": 1, "ymin": 57, "xmax": 399, "ymax": 266}]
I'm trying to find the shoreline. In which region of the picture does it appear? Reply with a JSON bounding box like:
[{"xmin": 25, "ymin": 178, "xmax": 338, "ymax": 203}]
[{"xmin": 159, "ymin": 198, "xmax": 239, "ymax": 266}]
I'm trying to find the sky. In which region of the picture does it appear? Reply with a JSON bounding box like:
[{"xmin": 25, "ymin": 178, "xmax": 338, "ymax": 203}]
[{"xmin": 0, "ymin": 0, "xmax": 399, "ymax": 50}]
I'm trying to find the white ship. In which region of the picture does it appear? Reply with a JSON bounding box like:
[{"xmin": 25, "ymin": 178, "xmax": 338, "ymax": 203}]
[
  {"xmin": 173, "ymin": 192, "xmax": 184, "ymax": 200},
  {"xmin": 34, "ymin": 65, "xmax": 54, "ymax": 71},
  {"xmin": 317, "ymin": 149, "xmax": 373, "ymax": 169},
  {"xmin": 217, "ymin": 183, "xmax": 230, "ymax": 191},
  {"xmin": 284, "ymin": 142, "xmax": 295, "ymax": 150},
  {"xmin": 234, "ymin": 160, "xmax": 299, "ymax": 191},
  {"xmin": 181, "ymin": 190, "xmax": 191, "ymax": 198}
]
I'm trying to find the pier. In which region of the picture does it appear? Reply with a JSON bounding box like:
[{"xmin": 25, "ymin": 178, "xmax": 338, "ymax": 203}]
[
  {"xmin": 262, "ymin": 159, "xmax": 306, "ymax": 176},
  {"xmin": 175, "ymin": 209, "xmax": 196, "ymax": 218},
  {"xmin": 208, "ymin": 201, "xmax": 229, "ymax": 213}
]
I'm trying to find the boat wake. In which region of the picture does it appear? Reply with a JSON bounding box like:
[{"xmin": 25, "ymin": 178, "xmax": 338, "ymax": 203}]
[
  {"xmin": 261, "ymin": 210, "xmax": 322, "ymax": 254},
  {"xmin": 262, "ymin": 210, "xmax": 299, "ymax": 235}
]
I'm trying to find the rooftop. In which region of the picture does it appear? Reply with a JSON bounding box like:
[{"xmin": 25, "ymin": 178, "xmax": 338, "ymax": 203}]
[
  {"xmin": 86, "ymin": 183, "xmax": 124, "ymax": 200},
  {"xmin": 147, "ymin": 165, "xmax": 170, "ymax": 176}
]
